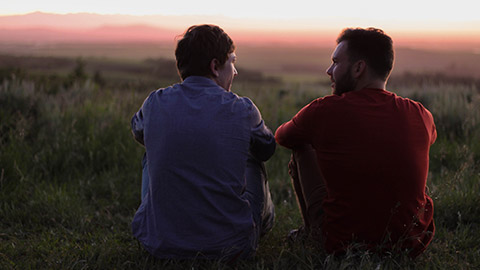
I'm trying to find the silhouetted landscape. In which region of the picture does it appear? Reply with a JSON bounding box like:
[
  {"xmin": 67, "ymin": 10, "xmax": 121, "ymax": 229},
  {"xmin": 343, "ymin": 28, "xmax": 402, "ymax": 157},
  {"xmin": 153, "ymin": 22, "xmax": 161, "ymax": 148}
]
[{"xmin": 1, "ymin": 11, "xmax": 479, "ymax": 270}]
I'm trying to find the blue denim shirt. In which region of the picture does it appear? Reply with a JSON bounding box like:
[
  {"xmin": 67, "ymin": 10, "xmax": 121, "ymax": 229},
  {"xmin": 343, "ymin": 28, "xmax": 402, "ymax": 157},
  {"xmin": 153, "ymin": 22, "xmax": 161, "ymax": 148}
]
[{"xmin": 131, "ymin": 76, "xmax": 275, "ymax": 259}]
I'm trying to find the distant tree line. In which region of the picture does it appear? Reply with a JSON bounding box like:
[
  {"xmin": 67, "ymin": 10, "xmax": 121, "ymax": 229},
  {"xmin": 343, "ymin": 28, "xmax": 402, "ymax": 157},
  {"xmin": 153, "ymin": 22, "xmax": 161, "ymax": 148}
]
[
  {"xmin": 0, "ymin": 54, "xmax": 278, "ymax": 94},
  {"xmin": 389, "ymin": 72, "xmax": 480, "ymax": 90}
]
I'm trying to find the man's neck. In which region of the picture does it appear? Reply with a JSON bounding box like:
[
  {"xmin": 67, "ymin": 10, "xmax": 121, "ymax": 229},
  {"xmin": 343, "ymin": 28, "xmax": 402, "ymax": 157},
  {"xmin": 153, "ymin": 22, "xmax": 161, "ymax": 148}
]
[{"xmin": 354, "ymin": 78, "xmax": 386, "ymax": 91}]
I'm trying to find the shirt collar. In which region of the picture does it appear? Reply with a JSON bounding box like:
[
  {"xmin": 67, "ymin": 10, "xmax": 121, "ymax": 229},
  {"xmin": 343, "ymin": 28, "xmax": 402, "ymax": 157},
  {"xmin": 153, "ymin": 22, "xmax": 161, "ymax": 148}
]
[
  {"xmin": 183, "ymin": 76, "xmax": 218, "ymax": 86},
  {"xmin": 360, "ymin": 88, "xmax": 385, "ymax": 92}
]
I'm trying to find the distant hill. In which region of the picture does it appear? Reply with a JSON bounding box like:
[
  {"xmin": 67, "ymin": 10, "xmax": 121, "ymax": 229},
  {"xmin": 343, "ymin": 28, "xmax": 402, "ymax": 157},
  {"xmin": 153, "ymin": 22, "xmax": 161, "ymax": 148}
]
[
  {"xmin": 1, "ymin": 12, "xmax": 480, "ymax": 79},
  {"xmin": 0, "ymin": 12, "xmax": 187, "ymax": 29},
  {"xmin": 0, "ymin": 12, "xmax": 184, "ymax": 43},
  {"xmin": 1, "ymin": 12, "xmax": 479, "ymax": 52},
  {"xmin": 0, "ymin": 12, "xmax": 336, "ymax": 47},
  {"xmin": 0, "ymin": 25, "xmax": 178, "ymax": 43}
]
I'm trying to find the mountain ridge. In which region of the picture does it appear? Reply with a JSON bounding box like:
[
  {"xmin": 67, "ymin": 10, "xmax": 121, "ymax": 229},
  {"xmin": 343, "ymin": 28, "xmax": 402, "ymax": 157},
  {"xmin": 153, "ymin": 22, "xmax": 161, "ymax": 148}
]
[{"xmin": 1, "ymin": 12, "xmax": 479, "ymax": 51}]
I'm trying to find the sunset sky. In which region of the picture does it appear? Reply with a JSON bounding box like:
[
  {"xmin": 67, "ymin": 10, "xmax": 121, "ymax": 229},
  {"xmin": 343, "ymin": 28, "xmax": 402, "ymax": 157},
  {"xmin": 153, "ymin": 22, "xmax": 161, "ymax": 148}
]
[
  {"xmin": 2, "ymin": 0, "xmax": 479, "ymax": 30},
  {"xmin": 1, "ymin": 0, "xmax": 479, "ymax": 51}
]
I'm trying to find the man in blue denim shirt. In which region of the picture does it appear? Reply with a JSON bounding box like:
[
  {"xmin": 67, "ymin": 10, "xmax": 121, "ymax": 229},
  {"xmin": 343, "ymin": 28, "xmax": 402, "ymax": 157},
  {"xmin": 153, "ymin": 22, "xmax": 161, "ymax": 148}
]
[{"xmin": 131, "ymin": 24, "xmax": 275, "ymax": 260}]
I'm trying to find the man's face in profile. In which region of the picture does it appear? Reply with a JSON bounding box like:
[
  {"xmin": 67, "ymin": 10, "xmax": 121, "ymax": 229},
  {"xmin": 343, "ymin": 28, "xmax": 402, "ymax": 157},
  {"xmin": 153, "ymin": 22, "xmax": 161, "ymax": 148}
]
[
  {"xmin": 326, "ymin": 41, "xmax": 356, "ymax": 95},
  {"xmin": 215, "ymin": 52, "xmax": 238, "ymax": 91}
]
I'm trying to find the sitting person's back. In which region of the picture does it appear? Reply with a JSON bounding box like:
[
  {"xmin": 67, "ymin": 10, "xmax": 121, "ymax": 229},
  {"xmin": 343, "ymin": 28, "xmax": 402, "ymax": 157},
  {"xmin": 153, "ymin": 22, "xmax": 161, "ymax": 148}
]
[
  {"xmin": 275, "ymin": 27, "xmax": 436, "ymax": 257},
  {"xmin": 131, "ymin": 25, "xmax": 275, "ymax": 260},
  {"xmin": 295, "ymin": 88, "xmax": 435, "ymax": 255}
]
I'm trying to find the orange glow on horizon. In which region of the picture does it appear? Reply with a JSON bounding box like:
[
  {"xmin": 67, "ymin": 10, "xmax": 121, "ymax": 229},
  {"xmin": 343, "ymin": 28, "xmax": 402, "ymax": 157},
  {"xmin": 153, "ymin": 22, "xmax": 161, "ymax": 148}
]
[{"xmin": 0, "ymin": 11, "xmax": 478, "ymax": 52}]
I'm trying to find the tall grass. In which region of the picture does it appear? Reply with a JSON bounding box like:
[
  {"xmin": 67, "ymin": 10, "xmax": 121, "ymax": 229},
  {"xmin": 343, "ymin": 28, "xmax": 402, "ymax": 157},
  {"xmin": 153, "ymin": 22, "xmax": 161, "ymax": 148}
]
[{"xmin": 1, "ymin": 66, "xmax": 479, "ymax": 269}]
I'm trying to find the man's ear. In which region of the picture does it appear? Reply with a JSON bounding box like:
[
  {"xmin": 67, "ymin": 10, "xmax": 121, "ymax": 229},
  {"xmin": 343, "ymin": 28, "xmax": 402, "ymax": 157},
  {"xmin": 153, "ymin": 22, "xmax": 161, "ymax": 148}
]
[
  {"xmin": 210, "ymin": 58, "xmax": 220, "ymax": 77},
  {"xmin": 352, "ymin": 60, "xmax": 366, "ymax": 79}
]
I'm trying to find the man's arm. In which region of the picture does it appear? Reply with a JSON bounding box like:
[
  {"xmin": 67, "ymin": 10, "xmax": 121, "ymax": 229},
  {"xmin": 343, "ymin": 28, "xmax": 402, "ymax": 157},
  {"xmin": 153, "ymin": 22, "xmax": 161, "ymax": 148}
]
[
  {"xmin": 427, "ymin": 110, "xmax": 437, "ymax": 145},
  {"xmin": 275, "ymin": 101, "xmax": 317, "ymax": 149},
  {"xmin": 247, "ymin": 99, "xmax": 276, "ymax": 162},
  {"xmin": 418, "ymin": 102, "xmax": 437, "ymax": 146},
  {"xmin": 131, "ymin": 92, "xmax": 154, "ymax": 146},
  {"xmin": 131, "ymin": 109, "xmax": 145, "ymax": 146}
]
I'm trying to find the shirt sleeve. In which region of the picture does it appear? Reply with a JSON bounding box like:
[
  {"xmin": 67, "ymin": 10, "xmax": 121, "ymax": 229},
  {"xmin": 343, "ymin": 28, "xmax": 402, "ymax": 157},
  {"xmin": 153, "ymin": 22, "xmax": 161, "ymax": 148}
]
[
  {"xmin": 246, "ymin": 98, "xmax": 276, "ymax": 162},
  {"xmin": 275, "ymin": 99, "xmax": 319, "ymax": 149},
  {"xmin": 418, "ymin": 102, "xmax": 437, "ymax": 146},
  {"xmin": 426, "ymin": 109, "xmax": 437, "ymax": 145},
  {"xmin": 131, "ymin": 92, "xmax": 154, "ymax": 146}
]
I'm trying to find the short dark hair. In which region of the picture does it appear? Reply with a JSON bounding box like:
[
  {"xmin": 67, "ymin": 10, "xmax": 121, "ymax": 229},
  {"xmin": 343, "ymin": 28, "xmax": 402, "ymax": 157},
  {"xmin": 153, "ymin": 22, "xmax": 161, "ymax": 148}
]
[
  {"xmin": 175, "ymin": 24, "xmax": 235, "ymax": 80},
  {"xmin": 337, "ymin": 27, "xmax": 394, "ymax": 80}
]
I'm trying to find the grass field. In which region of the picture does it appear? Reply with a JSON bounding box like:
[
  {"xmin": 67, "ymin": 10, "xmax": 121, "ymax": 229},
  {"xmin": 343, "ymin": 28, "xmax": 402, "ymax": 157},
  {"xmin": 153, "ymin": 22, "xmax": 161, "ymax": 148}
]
[{"xmin": 0, "ymin": 50, "xmax": 479, "ymax": 269}]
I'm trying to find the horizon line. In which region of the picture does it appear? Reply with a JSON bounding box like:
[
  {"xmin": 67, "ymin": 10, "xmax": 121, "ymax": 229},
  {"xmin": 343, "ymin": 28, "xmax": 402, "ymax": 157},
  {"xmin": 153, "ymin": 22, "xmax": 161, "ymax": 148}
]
[{"xmin": 0, "ymin": 12, "xmax": 479, "ymax": 52}]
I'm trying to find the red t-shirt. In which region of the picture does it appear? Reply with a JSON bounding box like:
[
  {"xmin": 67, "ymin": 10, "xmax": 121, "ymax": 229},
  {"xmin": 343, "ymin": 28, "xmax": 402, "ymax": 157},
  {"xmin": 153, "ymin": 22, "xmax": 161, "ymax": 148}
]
[{"xmin": 275, "ymin": 88, "xmax": 436, "ymax": 256}]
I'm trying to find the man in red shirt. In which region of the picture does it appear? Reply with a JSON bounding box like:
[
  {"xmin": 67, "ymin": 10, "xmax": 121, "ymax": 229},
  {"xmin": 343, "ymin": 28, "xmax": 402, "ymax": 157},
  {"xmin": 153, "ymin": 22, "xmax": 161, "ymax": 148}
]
[{"xmin": 275, "ymin": 28, "xmax": 436, "ymax": 257}]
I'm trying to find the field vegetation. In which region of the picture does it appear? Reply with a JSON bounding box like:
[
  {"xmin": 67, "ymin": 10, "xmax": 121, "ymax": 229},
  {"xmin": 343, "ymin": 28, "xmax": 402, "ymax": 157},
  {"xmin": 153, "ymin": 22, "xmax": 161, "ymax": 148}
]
[{"xmin": 0, "ymin": 51, "xmax": 479, "ymax": 269}]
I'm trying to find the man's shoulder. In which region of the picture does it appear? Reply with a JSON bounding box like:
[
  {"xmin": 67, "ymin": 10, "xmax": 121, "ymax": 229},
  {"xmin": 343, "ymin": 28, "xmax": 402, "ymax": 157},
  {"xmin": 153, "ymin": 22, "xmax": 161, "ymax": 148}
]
[
  {"xmin": 390, "ymin": 91, "xmax": 430, "ymax": 111},
  {"xmin": 139, "ymin": 84, "xmax": 182, "ymax": 111},
  {"xmin": 219, "ymin": 91, "xmax": 254, "ymax": 108},
  {"xmin": 148, "ymin": 83, "xmax": 178, "ymax": 96},
  {"xmin": 150, "ymin": 81, "xmax": 197, "ymax": 100},
  {"xmin": 318, "ymin": 94, "xmax": 344, "ymax": 103},
  {"xmin": 385, "ymin": 91, "xmax": 435, "ymax": 125},
  {"xmin": 235, "ymin": 94, "xmax": 254, "ymax": 106},
  {"xmin": 303, "ymin": 94, "xmax": 343, "ymax": 111}
]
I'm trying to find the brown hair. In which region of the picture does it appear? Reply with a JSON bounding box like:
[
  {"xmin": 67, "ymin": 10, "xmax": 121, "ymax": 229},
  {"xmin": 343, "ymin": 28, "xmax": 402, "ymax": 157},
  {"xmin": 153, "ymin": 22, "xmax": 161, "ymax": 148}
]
[
  {"xmin": 175, "ymin": 24, "xmax": 235, "ymax": 80},
  {"xmin": 337, "ymin": 27, "xmax": 394, "ymax": 80}
]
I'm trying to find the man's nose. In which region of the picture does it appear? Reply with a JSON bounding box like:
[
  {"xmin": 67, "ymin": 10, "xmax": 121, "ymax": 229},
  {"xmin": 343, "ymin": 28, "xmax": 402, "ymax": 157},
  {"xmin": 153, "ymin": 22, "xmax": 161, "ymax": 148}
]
[{"xmin": 326, "ymin": 65, "xmax": 332, "ymax": 76}]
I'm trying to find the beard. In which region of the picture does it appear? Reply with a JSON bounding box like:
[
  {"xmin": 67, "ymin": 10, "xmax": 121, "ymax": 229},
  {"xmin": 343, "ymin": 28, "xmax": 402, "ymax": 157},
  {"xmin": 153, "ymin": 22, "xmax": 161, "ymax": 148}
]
[{"xmin": 333, "ymin": 69, "xmax": 356, "ymax": 96}]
